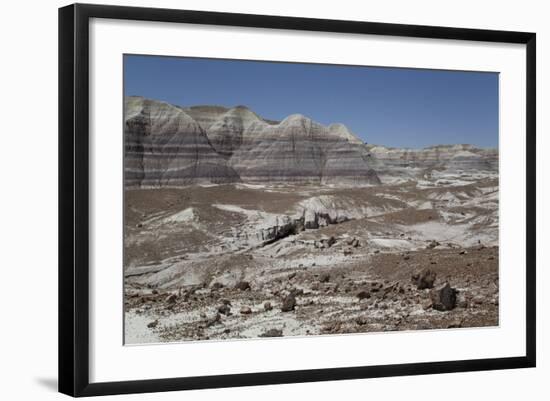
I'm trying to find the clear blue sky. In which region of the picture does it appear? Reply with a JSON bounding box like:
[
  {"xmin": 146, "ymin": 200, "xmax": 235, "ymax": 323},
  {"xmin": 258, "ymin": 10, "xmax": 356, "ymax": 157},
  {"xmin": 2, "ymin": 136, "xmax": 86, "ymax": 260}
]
[{"xmin": 124, "ymin": 55, "xmax": 498, "ymax": 148}]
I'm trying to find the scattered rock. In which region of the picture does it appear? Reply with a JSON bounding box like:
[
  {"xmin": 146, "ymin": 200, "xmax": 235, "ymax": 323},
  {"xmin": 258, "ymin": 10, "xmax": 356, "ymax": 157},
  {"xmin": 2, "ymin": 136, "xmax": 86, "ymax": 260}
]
[
  {"xmin": 426, "ymin": 240, "xmax": 440, "ymax": 249},
  {"xmin": 259, "ymin": 328, "xmax": 283, "ymax": 337},
  {"xmin": 472, "ymin": 295, "xmax": 485, "ymax": 305},
  {"xmin": 323, "ymin": 321, "xmax": 342, "ymax": 333},
  {"xmin": 356, "ymin": 290, "xmax": 371, "ymax": 300},
  {"xmin": 165, "ymin": 294, "xmax": 177, "ymax": 304},
  {"xmin": 456, "ymin": 294, "xmax": 469, "ymax": 309},
  {"xmin": 147, "ymin": 319, "xmax": 158, "ymax": 328},
  {"xmin": 240, "ymin": 306, "xmax": 252, "ymax": 314},
  {"xmin": 421, "ymin": 299, "xmax": 433, "ymax": 310},
  {"xmin": 431, "ymin": 283, "xmax": 458, "ymax": 311},
  {"xmin": 281, "ymin": 294, "xmax": 296, "ymax": 312},
  {"xmin": 447, "ymin": 318, "xmax": 463, "ymax": 328},
  {"xmin": 218, "ymin": 304, "xmax": 231, "ymax": 315},
  {"xmin": 206, "ymin": 313, "xmax": 221, "ymax": 327},
  {"xmin": 291, "ymin": 288, "xmax": 304, "ymax": 296},
  {"xmin": 235, "ymin": 281, "xmax": 251, "ymax": 291},
  {"xmin": 264, "ymin": 301, "xmax": 273, "ymax": 311},
  {"xmin": 411, "ymin": 269, "xmax": 437, "ymax": 289},
  {"xmin": 319, "ymin": 273, "xmax": 331, "ymax": 283}
]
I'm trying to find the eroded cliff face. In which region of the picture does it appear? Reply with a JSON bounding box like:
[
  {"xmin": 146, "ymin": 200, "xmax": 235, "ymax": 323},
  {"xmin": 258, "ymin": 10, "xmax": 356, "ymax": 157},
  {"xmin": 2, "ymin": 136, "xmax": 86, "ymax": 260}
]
[
  {"xmin": 228, "ymin": 113, "xmax": 380, "ymax": 185},
  {"xmin": 124, "ymin": 96, "xmax": 497, "ymax": 188},
  {"xmin": 124, "ymin": 97, "xmax": 240, "ymax": 187},
  {"xmin": 125, "ymin": 97, "xmax": 380, "ymax": 187},
  {"xmin": 366, "ymin": 144, "xmax": 498, "ymax": 172}
]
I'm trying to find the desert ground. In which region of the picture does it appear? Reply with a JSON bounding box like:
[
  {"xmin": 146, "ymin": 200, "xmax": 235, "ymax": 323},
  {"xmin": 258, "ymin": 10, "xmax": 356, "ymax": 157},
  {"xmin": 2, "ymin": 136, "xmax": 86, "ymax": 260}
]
[{"xmin": 124, "ymin": 169, "xmax": 498, "ymax": 343}]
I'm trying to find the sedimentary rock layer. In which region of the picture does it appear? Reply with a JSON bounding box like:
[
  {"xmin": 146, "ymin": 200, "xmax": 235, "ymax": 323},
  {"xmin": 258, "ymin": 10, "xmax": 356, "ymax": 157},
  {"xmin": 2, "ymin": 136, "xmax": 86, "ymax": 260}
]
[
  {"xmin": 365, "ymin": 144, "xmax": 498, "ymax": 172},
  {"xmin": 125, "ymin": 97, "xmax": 497, "ymax": 187},
  {"xmin": 125, "ymin": 97, "xmax": 380, "ymax": 187},
  {"xmin": 125, "ymin": 97, "xmax": 240, "ymax": 187}
]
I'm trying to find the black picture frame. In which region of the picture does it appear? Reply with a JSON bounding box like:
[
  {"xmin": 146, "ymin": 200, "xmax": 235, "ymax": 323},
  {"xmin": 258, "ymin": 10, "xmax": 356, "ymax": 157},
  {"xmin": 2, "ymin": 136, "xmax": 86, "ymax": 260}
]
[{"xmin": 59, "ymin": 3, "xmax": 536, "ymax": 397}]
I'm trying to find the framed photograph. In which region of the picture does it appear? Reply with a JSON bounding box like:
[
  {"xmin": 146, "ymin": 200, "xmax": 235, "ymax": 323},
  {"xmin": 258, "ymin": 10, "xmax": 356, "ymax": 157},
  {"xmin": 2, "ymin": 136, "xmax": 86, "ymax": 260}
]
[{"xmin": 58, "ymin": 3, "xmax": 536, "ymax": 397}]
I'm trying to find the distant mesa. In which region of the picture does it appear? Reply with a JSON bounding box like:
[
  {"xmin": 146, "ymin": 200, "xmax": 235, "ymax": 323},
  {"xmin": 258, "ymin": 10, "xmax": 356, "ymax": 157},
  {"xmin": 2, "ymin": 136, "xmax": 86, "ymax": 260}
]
[
  {"xmin": 365, "ymin": 143, "xmax": 498, "ymax": 173},
  {"xmin": 124, "ymin": 96, "xmax": 497, "ymax": 188}
]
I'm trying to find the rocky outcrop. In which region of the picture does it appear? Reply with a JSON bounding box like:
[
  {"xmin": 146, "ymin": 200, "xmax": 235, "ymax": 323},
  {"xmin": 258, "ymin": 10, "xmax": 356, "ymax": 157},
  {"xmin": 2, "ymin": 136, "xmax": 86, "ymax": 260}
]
[
  {"xmin": 296, "ymin": 195, "xmax": 357, "ymax": 229},
  {"xmin": 258, "ymin": 215, "xmax": 305, "ymax": 245},
  {"xmin": 254, "ymin": 196, "xmax": 366, "ymax": 245}
]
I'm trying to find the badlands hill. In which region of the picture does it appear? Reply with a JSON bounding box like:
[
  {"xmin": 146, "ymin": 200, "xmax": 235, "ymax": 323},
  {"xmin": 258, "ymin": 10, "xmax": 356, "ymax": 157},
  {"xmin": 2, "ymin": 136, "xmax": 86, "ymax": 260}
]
[
  {"xmin": 125, "ymin": 96, "xmax": 379, "ymax": 187},
  {"xmin": 124, "ymin": 96, "xmax": 497, "ymax": 187},
  {"xmin": 366, "ymin": 144, "xmax": 498, "ymax": 172}
]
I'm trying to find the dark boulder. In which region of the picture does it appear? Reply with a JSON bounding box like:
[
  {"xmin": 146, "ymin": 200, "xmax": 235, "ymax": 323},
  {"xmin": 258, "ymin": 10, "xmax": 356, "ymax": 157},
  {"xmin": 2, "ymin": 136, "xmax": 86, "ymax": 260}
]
[
  {"xmin": 211, "ymin": 282, "xmax": 224, "ymax": 290},
  {"xmin": 431, "ymin": 282, "xmax": 458, "ymax": 311},
  {"xmin": 218, "ymin": 304, "xmax": 231, "ymax": 315},
  {"xmin": 235, "ymin": 281, "xmax": 251, "ymax": 291},
  {"xmin": 281, "ymin": 294, "xmax": 296, "ymax": 312}
]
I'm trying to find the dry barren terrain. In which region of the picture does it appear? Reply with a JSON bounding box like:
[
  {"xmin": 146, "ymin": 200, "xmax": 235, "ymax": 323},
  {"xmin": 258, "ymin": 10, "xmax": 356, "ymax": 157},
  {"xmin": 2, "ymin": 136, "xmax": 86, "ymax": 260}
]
[{"xmin": 124, "ymin": 171, "xmax": 499, "ymax": 343}]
